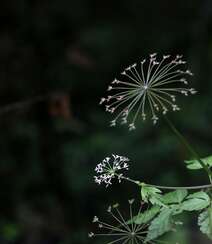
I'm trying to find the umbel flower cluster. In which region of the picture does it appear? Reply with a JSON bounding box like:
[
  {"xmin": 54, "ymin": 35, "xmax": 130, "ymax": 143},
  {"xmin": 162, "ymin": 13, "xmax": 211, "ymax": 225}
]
[
  {"xmin": 89, "ymin": 200, "xmax": 155, "ymax": 244},
  {"xmin": 94, "ymin": 154, "xmax": 129, "ymax": 187},
  {"xmin": 100, "ymin": 53, "xmax": 197, "ymax": 130}
]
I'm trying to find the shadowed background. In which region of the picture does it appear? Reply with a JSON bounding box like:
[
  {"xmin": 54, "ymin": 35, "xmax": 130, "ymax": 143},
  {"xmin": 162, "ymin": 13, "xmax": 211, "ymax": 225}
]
[{"xmin": 0, "ymin": 0, "xmax": 212, "ymax": 243}]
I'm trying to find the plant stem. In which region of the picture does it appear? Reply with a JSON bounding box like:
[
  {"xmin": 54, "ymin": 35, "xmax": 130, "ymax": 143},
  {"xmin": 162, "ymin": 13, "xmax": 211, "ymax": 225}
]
[
  {"xmin": 164, "ymin": 115, "xmax": 212, "ymax": 183},
  {"xmin": 118, "ymin": 174, "xmax": 212, "ymax": 190},
  {"xmin": 147, "ymin": 183, "xmax": 212, "ymax": 190}
]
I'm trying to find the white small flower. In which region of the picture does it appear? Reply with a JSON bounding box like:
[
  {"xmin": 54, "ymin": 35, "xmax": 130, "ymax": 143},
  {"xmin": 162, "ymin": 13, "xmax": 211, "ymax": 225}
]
[
  {"xmin": 88, "ymin": 232, "xmax": 94, "ymax": 238},
  {"xmin": 129, "ymin": 123, "xmax": 136, "ymax": 131},
  {"xmin": 94, "ymin": 154, "xmax": 130, "ymax": 187},
  {"xmin": 93, "ymin": 216, "xmax": 99, "ymax": 222},
  {"xmin": 110, "ymin": 120, "xmax": 116, "ymax": 127},
  {"xmin": 99, "ymin": 98, "xmax": 106, "ymax": 105}
]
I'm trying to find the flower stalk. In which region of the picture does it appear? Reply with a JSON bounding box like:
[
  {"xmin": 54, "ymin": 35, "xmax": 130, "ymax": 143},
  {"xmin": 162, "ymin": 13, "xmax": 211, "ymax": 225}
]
[
  {"xmin": 116, "ymin": 173, "xmax": 212, "ymax": 190},
  {"xmin": 164, "ymin": 115, "xmax": 212, "ymax": 183}
]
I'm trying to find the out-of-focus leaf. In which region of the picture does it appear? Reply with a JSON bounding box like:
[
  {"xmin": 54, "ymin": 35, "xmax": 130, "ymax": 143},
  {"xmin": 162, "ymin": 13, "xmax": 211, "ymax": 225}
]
[
  {"xmin": 198, "ymin": 205, "xmax": 212, "ymax": 240},
  {"xmin": 185, "ymin": 155, "xmax": 212, "ymax": 170}
]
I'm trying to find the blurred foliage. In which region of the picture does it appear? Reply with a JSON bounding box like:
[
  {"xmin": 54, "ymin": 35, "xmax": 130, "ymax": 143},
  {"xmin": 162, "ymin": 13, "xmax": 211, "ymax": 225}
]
[{"xmin": 0, "ymin": 0, "xmax": 212, "ymax": 243}]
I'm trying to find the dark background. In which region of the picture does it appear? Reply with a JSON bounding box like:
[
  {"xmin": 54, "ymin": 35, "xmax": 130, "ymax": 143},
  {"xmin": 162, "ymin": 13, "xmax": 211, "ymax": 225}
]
[{"xmin": 0, "ymin": 0, "xmax": 212, "ymax": 243}]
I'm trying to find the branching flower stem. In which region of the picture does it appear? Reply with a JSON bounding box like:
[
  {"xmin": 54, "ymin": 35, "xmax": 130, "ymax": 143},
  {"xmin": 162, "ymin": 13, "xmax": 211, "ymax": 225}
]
[
  {"xmin": 116, "ymin": 174, "xmax": 212, "ymax": 190},
  {"xmin": 164, "ymin": 115, "xmax": 212, "ymax": 183}
]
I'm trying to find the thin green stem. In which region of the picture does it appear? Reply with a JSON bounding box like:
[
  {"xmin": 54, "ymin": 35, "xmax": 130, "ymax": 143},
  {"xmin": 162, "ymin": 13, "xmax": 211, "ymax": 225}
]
[
  {"xmin": 164, "ymin": 115, "xmax": 212, "ymax": 183},
  {"xmin": 117, "ymin": 174, "xmax": 212, "ymax": 190},
  {"xmin": 146, "ymin": 183, "xmax": 212, "ymax": 190}
]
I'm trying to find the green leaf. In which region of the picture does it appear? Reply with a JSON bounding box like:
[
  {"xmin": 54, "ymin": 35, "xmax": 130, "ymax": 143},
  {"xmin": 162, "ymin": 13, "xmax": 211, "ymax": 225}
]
[
  {"xmin": 181, "ymin": 191, "xmax": 210, "ymax": 211},
  {"xmin": 169, "ymin": 204, "xmax": 184, "ymax": 215},
  {"xmin": 141, "ymin": 185, "xmax": 161, "ymax": 201},
  {"xmin": 141, "ymin": 185, "xmax": 165, "ymax": 206},
  {"xmin": 134, "ymin": 206, "xmax": 160, "ymax": 224},
  {"xmin": 198, "ymin": 205, "xmax": 212, "ymax": 240},
  {"xmin": 186, "ymin": 191, "xmax": 210, "ymax": 201},
  {"xmin": 149, "ymin": 195, "xmax": 166, "ymax": 207},
  {"xmin": 162, "ymin": 189, "xmax": 188, "ymax": 204},
  {"xmin": 185, "ymin": 155, "xmax": 212, "ymax": 170},
  {"xmin": 145, "ymin": 208, "xmax": 173, "ymax": 242}
]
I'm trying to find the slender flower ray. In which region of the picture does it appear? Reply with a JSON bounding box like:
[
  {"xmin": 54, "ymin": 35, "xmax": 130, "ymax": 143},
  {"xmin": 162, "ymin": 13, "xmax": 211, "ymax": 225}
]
[
  {"xmin": 112, "ymin": 95, "xmax": 139, "ymax": 127},
  {"xmin": 123, "ymin": 238, "xmax": 131, "ymax": 244},
  {"xmin": 100, "ymin": 53, "xmax": 196, "ymax": 129},
  {"xmin": 151, "ymin": 74, "xmax": 186, "ymax": 87},
  {"xmin": 132, "ymin": 65, "xmax": 143, "ymax": 83},
  {"xmin": 114, "ymin": 92, "xmax": 143, "ymax": 128},
  {"xmin": 106, "ymin": 89, "xmax": 141, "ymax": 117},
  {"xmin": 140, "ymin": 60, "xmax": 146, "ymax": 85},
  {"xmin": 141, "ymin": 92, "xmax": 147, "ymax": 119},
  {"xmin": 107, "ymin": 91, "xmax": 138, "ymax": 110},
  {"xmin": 134, "ymin": 203, "xmax": 152, "ymax": 235},
  {"xmin": 149, "ymin": 56, "xmax": 185, "ymax": 85},
  {"xmin": 111, "ymin": 83, "xmax": 140, "ymax": 88},
  {"xmin": 148, "ymin": 60, "xmax": 173, "ymax": 86},
  {"xmin": 149, "ymin": 91, "xmax": 180, "ymax": 112},
  {"xmin": 127, "ymin": 94, "xmax": 145, "ymax": 120},
  {"xmin": 148, "ymin": 91, "xmax": 169, "ymax": 114},
  {"xmin": 109, "ymin": 210, "xmax": 132, "ymax": 232},
  {"xmin": 132, "ymin": 94, "xmax": 145, "ymax": 125},
  {"xmin": 122, "ymin": 70, "xmax": 141, "ymax": 85},
  {"xmin": 114, "ymin": 207, "xmax": 132, "ymax": 232},
  {"xmin": 89, "ymin": 201, "xmax": 160, "ymax": 244},
  {"xmin": 147, "ymin": 92, "xmax": 158, "ymax": 123},
  {"xmin": 129, "ymin": 200, "xmax": 135, "ymax": 234},
  {"xmin": 149, "ymin": 63, "xmax": 179, "ymax": 86},
  {"xmin": 95, "ymin": 218, "xmax": 129, "ymax": 233},
  {"xmin": 114, "ymin": 79, "xmax": 140, "ymax": 86},
  {"xmin": 133, "ymin": 203, "xmax": 145, "ymax": 234},
  {"xmin": 147, "ymin": 55, "xmax": 168, "ymax": 84},
  {"xmin": 146, "ymin": 54, "xmax": 155, "ymax": 83},
  {"xmin": 106, "ymin": 236, "xmax": 129, "ymax": 244},
  {"xmin": 149, "ymin": 89, "xmax": 176, "ymax": 103},
  {"xmin": 128, "ymin": 66, "xmax": 141, "ymax": 82}
]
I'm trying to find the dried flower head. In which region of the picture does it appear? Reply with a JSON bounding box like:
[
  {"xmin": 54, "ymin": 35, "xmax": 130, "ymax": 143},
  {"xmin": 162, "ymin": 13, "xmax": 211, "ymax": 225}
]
[
  {"xmin": 100, "ymin": 53, "xmax": 196, "ymax": 130},
  {"xmin": 94, "ymin": 154, "xmax": 129, "ymax": 187},
  {"xmin": 89, "ymin": 200, "xmax": 158, "ymax": 243}
]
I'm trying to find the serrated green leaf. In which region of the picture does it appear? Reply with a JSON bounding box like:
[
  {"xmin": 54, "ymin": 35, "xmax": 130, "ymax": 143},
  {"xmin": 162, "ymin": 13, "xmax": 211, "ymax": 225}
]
[
  {"xmin": 181, "ymin": 198, "xmax": 209, "ymax": 211},
  {"xmin": 180, "ymin": 192, "xmax": 210, "ymax": 211},
  {"xmin": 145, "ymin": 208, "xmax": 173, "ymax": 242},
  {"xmin": 149, "ymin": 195, "xmax": 166, "ymax": 207},
  {"xmin": 162, "ymin": 190, "xmax": 188, "ymax": 204},
  {"xmin": 141, "ymin": 185, "xmax": 165, "ymax": 206},
  {"xmin": 185, "ymin": 155, "xmax": 212, "ymax": 170},
  {"xmin": 133, "ymin": 206, "xmax": 160, "ymax": 224},
  {"xmin": 186, "ymin": 191, "xmax": 210, "ymax": 202},
  {"xmin": 198, "ymin": 205, "xmax": 212, "ymax": 240},
  {"xmin": 141, "ymin": 185, "xmax": 162, "ymax": 202}
]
